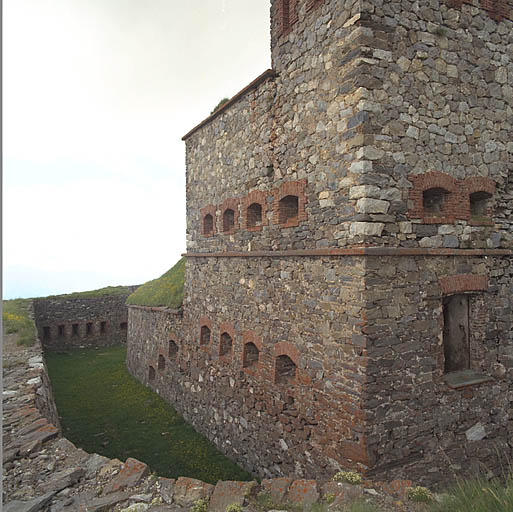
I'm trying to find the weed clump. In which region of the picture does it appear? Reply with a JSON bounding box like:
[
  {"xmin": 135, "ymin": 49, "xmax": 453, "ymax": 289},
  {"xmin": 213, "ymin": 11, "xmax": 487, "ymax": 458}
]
[
  {"xmin": 407, "ymin": 486, "xmax": 433, "ymax": 503},
  {"xmin": 211, "ymin": 97, "xmax": 230, "ymax": 115},
  {"xmin": 192, "ymin": 498, "xmax": 209, "ymax": 512},
  {"xmin": 333, "ymin": 471, "xmax": 362, "ymax": 485},
  {"xmin": 225, "ymin": 504, "xmax": 242, "ymax": 512}
]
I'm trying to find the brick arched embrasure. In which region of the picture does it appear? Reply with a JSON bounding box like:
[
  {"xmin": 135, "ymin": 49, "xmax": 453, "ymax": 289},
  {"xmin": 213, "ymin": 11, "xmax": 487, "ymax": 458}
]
[
  {"xmin": 220, "ymin": 198, "xmax": 240, "ymax": 234},
  {"xmin": 272, "ymin": 180, "xmax": 308, "ymax": 228},
  {"xmin": 307, "ymin": 0, "xmax": 324, "ymax": 14},
  {"xmin": 242, "ymin": 330, "xmax": 263, "ymax": 370},
  {"xmin": 446, "ymin": 0, "xmax": 510, "ymax": 22},
  {"xmin": 168, "ymin": 332, "xmax": 179, "ymax": 360},
  {"xmin": 463, "ymin": 176, "xmax": 496, "ymax": 223},
  {"xmin": 408, "ymin": 171, "xmax": 461, "ymax": 224},
  {"xmin": 200, "ymin": 204, "xmax": 217, "ymax": 237},
  {"xmin": 480, "ymin": 0, "xmax": 510, "ymax": 22},
  {"xmin": 148, "ymin": 363, "xmax": 156, "ymax": 382},
  {"xmin": 277, "ymin": 0, "xmax": 299, "ymax": 37},
  {"xmin": 199, "ymin": 316, "xmax": 212, "ymax": 347},
  {"xmin": 463, "ymin": 177, "xmax": 496, "ymax": 197},
  {"xmin": 273, "ymin": 341, "xmax": 301, "ymax": 385},
  {"xmin": 218, "ymin": 321, "xmax": 236, "ymax": 359},
  {"xmin": 439, "ymin": 274, "xmax": 488, "ymax": 295},
  {"xmin": 242, "ymin": 190, "xmax": 269, "ymax": 232}
]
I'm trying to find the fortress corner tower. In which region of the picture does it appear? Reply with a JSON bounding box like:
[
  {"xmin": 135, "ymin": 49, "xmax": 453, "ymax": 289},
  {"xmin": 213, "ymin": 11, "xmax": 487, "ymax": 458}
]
[{"xmin": 127, "ymin": 0, "xmax": 513, "ymax": 484}]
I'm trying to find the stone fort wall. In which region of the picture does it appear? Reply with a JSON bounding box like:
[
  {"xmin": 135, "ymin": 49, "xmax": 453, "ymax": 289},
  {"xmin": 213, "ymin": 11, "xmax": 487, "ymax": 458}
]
[
  {"xmin": 127, "ymin": 0, "xmax": 512, "ymax": 486},
  {"xmin": 34, "ymin": 289, "xmax": 137, "ymax": 350}
]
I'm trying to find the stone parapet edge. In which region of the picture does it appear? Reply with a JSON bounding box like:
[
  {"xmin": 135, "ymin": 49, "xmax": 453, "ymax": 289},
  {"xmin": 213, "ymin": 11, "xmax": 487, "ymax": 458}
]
[
  {"xmin": 182, "ymin": 69, "xmax": 279, "ymax": 141},
  {"xmin": 184, "ymin": 248, "xmax": 512, "ymax": 258}
]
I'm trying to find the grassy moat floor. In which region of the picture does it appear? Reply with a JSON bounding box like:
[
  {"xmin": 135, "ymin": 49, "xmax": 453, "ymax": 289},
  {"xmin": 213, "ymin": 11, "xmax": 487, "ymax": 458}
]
[{"xmin": 45, "ymin": 345, "xmax": 253, "ymax": 484}]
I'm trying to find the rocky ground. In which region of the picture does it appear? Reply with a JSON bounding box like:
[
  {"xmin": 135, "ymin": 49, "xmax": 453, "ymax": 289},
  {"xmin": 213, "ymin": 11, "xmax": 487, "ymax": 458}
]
[{"xmin": 2, "ymin": 334, "xmax": 433, "ymax": 512}]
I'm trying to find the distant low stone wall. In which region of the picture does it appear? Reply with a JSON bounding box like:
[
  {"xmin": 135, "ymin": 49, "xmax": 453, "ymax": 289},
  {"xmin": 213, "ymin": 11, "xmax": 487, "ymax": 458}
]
[{"xmin": 33, "ymin": 290, "xmax": 137, "ymax": 350}]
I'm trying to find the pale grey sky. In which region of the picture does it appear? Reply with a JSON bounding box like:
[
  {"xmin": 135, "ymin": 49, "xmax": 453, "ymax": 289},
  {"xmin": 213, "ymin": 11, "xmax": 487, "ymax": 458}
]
[{"xmin": 3, "ymin": 0, "xmax": 271, "ymax": 298}]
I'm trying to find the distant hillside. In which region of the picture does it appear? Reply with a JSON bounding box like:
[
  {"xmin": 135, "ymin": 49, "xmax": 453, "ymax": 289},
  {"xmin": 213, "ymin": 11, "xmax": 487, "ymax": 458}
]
[
  {"xmin": 2, "ymin": 299, "xmax": 37, "ymax": 346},
  {"xmin": 126, "ymin": 258, "xmax": 185, "ymax": 309}
]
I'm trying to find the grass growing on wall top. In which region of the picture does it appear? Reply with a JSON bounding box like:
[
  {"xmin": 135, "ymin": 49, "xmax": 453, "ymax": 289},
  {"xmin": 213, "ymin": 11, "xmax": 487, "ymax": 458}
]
[
  {"xmin": 44, "ymin": 285, "xmax": 135, "ymax": 300},
  {"xmin": 45, "ymin": 345, "xmax": 253, "ymax": 483},
  {"xmin": 126, "ymin": 258, "xmax": 184, "ymax": 309},
  {"xmin": 2, "ymin": 299, "xmax": 37, "ymax": 346}
]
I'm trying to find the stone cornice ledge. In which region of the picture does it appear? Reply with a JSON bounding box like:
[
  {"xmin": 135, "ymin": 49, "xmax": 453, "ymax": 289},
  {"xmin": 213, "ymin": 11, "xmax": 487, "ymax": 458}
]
[
  {"xmin": 127, "ymin": 304, "xmax": 182, "ymax": 315},
  {"xmin": 184, "ymin": 248, "xmax": 512, "ymax": 258}
]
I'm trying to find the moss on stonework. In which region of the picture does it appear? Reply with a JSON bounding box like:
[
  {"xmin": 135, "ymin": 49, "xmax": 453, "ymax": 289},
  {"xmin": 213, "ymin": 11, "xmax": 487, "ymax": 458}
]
[{"xmin": 126, "ymin": 258, "xmax": 185, "ymax": 309}]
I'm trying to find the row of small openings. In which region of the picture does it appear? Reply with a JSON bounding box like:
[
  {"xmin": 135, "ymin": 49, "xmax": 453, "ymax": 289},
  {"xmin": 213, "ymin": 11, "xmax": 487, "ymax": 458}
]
[
  {"xmin": 149, "ymin": 348, "xmax": 297, "ymax": 385},
  {"xmin": 202, "ymin": 195, "xmax": 299, "ymax": 236},
  {"xmin": 201, "ymin": 327, "xmax": 253, "ymax": 365},
  {"xmin": 164, "ymin": 325, "xmax": 297, "ymax": 384},
  {"xmin": 43, "ymin": 321, "xmax": 127, "ymax": 339},
  {"xmin": 422, "ymin": 188, "xmax": 492, "ymax": 216}
]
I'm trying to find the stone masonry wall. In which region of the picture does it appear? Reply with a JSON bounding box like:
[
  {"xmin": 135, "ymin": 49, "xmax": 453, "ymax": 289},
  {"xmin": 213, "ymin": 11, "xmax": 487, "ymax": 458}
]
[
  {"xmin": 186, "ymin": 0, "xmax": 511, "ymax": 251},
  {"xmin": 342, "ymin": 0, "xmax": 513, "ymax": 248},
  {"xmin": 362, "ymin": 254, "xmax": 513, "ymax": 484},
  {"xmin": 127, "ymin": 256, "xmax": 371, "ymax": 480},
  {"xmin": 145, "ymin": 0, "xmax": 513, "ymax": 488},
  {"xmin": 186, "ymin": 0, "xmax": 377, "ymax": 253},
  {"xmin": 33, "ymin": 291, "xmax": 136, "ymax": 350}
]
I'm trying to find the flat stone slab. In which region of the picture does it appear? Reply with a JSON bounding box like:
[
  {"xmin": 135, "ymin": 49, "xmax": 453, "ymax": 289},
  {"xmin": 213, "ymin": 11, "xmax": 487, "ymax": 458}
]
[
  {"xmin": 157, "ymin": 477, "xmax": 176, "ymax": 504},
  {"xmin": 261, "ymin": 477, "xmax": 293, "ymax": 504},
  {"xmin": 18, "ymin": 418, "xmax": 50, "ymax": 437},
  {"xmin": 41, "ymin": 466, "xmax": 85, "ymax": 493},
  {"xmin": 208, "ymin": 480, "xmax": 256, "ymax": 512},
  {"xmin": 73, "ymin": 491, "xmax": 131, "ymax": 512},
  {"xmin": 20, "ymin": 424, "xmax": 60, "ymax": 446},
  {"xmin": 3, "ymin": 447, "xmax": 19, "ymax": 463},
  {"xmin": 119, "ymin": 504, "xmax": 149, "ymax": 512},
  {"xmin": 286, "ymin": 480, "xmax": 319, "ymax": 508},
  {"xmin": 104, "ymin": 458, "xmax": 149, "ymax": 494},
  {"xmin": 174, "ymin": 477, "xmax": 214, "ymax": 507},
  {"xmin": 12, "ymin": 407, "xmax": 39, "ymax": 419},
  {"xmin": 3, "ymin": 491, "xmax": 55, "ymax": 512},
  {"xmin": 84, "ymin": 453, "xmax": 111, "ymax": 479},
  {"xmin": 444, "ymin": 370, "xmax": 494, "ymax": 389},
  {"xmin": 18, "ymin": 439, "xmax": 42, "ymax": 458}
]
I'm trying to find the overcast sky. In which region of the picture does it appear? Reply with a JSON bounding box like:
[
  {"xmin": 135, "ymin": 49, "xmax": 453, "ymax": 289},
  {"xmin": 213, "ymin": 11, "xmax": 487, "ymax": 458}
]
[{"xmin": 3, "ymin": 0, "xmax": 271, "ymax": 299}]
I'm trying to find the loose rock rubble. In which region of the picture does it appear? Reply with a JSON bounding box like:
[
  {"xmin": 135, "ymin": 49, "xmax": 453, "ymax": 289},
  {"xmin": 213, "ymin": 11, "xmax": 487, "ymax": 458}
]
[{"xmin": 3, "ymin": 333, "xmax": 430, "ymax": 511}]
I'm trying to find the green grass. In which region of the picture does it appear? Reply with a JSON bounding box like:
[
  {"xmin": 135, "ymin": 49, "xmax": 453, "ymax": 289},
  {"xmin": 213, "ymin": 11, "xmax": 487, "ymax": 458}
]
[
  {"xmin": 43, "ymin": 285, "xmax": 135, "ymax": 300},
  {"xmin": 210, "ymin": 97, "xmax": 230, "ymax": 115},
  {"xmin": 429, "ymin": 474, "xmax": 513, "ymax": 512},
  {"xmin": 2, "ymin": 299, "xmax": 37, "ymax": 345},
  {"xmin": 45, "ymin": 345, "xmax": 252, "ymax": 483},
  {"xmin": 126, "ymin": 258, "xmax": 185, "ymax": 309}
]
